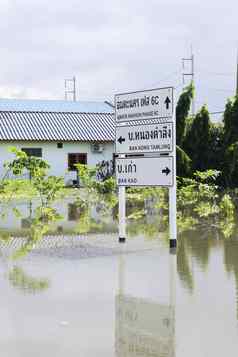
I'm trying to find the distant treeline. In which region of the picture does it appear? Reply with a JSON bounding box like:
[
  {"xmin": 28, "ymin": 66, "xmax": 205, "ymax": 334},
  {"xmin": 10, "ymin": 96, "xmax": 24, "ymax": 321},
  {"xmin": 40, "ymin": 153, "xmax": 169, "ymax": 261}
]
[{"xmin": 176, "ymin": 83, "xmax": 238, "ymax": 187}]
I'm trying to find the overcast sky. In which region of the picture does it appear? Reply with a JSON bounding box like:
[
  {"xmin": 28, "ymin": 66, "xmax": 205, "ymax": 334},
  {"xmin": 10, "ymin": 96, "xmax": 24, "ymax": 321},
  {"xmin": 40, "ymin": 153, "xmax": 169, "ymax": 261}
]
[{"xmin": 0, "ymin": 0, "xmax": 237, "ymax": 118}]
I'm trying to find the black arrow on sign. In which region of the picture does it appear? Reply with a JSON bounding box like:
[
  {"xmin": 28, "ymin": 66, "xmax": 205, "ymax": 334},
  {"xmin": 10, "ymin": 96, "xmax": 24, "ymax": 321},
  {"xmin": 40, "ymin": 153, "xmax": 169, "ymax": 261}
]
[
  {"xmin": 162, "ymin": 167, "xmax": 171, "ymax": 176},
  {"xmin": 164, "ymin": 96, "xmax": 171, "ymax": 110},
  {"xmin": 118, "ymin": 136, "xmax": 125, "ymax": 144}
]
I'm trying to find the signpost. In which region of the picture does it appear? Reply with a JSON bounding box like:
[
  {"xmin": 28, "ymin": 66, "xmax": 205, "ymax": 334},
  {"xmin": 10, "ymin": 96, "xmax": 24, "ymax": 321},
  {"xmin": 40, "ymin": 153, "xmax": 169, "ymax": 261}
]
[
  {"xmin": 116, "ymin": 122, "xmax": 173, "ymax": 155},
  {"xmin": 115, "ymin": 87, "xmax": 176, "ymax": 248}
]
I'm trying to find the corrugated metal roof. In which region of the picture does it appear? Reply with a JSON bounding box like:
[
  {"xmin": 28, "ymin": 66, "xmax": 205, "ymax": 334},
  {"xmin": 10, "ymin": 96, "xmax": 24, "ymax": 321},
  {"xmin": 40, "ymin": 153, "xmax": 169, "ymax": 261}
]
[
  {"xmin": 0, "ymin": 111, "xmax": 115, "ymax": 141},
  {"xmin": 0, "ymin": 98, "xmax": 113, "ymax": 114}
]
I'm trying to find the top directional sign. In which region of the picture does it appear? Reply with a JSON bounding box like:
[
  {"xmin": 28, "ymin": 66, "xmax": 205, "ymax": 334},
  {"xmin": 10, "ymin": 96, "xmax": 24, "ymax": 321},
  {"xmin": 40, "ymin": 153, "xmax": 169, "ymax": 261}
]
[{"xmin": 115, "ymin": 87, "xmax": 173, "ymax": 124}]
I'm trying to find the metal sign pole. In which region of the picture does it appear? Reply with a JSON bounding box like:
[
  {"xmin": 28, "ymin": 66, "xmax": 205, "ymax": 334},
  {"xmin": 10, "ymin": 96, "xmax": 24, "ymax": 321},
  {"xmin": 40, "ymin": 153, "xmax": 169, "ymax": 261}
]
[
  {"xmin": 119, "ymin": 185, "xmax": 126, "ymax": 243},
  {"xmin": 119, "ymin": 154, "xmax": 126, "ymax": 243},
  {"xmin": 169, "ymin": 183, "xmax": 177, "ymax": 249},
  {"xmin": 169, "ymin": 249, "xmax": 176, "ymax": 356},
  {"xmin": 169, "ymin": 92, "xmax": 177, "ymax": 250}
]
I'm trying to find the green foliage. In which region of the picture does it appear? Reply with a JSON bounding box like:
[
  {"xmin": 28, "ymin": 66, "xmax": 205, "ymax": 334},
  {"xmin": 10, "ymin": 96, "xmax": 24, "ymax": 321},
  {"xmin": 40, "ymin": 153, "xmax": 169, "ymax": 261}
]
[
  {"xmin": 177, "ymin": 214, "xmax": 198, "ymax": 233},
  {"xmin": 184, "ymin": 105, "xmax": 212, "ymax": 171},
  {"xmin": 223, "ymin": 95, "xmax": 238, "ymax": 146},
  {"xmin": 75, "ymin": 163, "xmax": 116, "ymax": 195},
  {"xmin": 177, "ymin": 170, "xmax": 220, "ymax": 211},
  {"xmin": 176, "ymin": 82, "xmax": 194, "ymax": 146},
  {"xmin": 223, "ymin": 141, "xmax": 238, "ymax": 187},
  {"xmin": 176, "ymin": 146, "xmax": 192, "ymax": 177},
  {"xmin": 1, "ymin": 147, "xmax": 65, "ymax": 208},
  {"xmin": 75, "ymin": 163, "xmax": 96, "ymax": 188},
  {"xmin": 193, "ymin": 169, "xmax": 220, "ymax": 182},
  {"xmin": 4, "ymin": 146, "xmax": 50, "ymax": 178},
  {"xmin": 208, "ymin": 123, "xmax": 224, "ymax": 170},
  {"xmin": 219, "ymin": 193, "xmax": 235, "ymax": 217},
  {"xmin": 0, "ymin": 179, "xmax": 36, "ymax": 201},
  {"xmin": 93, "ymin": 177, "xmax": 117, "ymax": 195},
  {"xmin": 34, "ymin": 175, "xmax": 65, "ymax": 206},
  {"xmin": 12, "ymin": 206, "xmax": 62, "ymax": 260}
]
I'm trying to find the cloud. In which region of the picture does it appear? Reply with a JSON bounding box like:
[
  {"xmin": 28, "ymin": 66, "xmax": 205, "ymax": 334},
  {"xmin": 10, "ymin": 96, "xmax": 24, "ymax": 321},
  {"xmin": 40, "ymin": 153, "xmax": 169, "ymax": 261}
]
[{"xmin": 0, "ymin": 0, "xmax": 237, "ymax": 113}]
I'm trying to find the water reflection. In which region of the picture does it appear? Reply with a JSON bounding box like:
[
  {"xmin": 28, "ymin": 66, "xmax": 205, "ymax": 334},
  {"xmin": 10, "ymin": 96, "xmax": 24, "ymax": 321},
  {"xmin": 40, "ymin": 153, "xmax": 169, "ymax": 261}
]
[
  {"xmin": 224, "ymin": 239, "xmax": 238, "ymax": 320},
  {"xmin": 177, "ymin": 229, "xmax": 238, "ymax": 316},
  {"xmin": 0, "ymin": 198, "xmax": 117, "ymax": 237},
  {"xmin": 0, "ymin": 230, "xmax": 238, "ymax": 356},
  {"xmin": 9, "ymin": 266, "xmax": 49, "ymax": 294},
  {"xmin": 116, "ymin": 254, "xmax": 176, "ymax": 357},
  {"xmin": 1, "ymin": 194, "xmax": 238, "ymax": 355}
]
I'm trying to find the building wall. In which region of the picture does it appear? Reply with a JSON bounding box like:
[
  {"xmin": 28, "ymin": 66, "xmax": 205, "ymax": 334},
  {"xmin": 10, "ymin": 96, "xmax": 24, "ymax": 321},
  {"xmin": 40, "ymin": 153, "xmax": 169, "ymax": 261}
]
[{"xmin": 0, "ymin": 141, "xmax": 115, "ymax": 183}]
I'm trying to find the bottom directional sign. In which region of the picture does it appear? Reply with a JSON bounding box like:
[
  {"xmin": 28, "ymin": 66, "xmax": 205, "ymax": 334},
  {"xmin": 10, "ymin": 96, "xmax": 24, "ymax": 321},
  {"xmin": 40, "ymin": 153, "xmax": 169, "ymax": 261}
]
[{"xmin": 116, "ymin": 156, "xmax": 173, "ymax": 187}]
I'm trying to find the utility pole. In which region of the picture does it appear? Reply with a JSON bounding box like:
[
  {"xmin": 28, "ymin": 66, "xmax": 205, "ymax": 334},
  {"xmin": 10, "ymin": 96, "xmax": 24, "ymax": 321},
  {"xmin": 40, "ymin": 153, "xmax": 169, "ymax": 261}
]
[
  {"xmin": 182, "ymin": 47, "xmax": 195, "ymax": 115},
  {"xmin": 64, "ymin": 76, "xmax": 76, "ymax": 101}
]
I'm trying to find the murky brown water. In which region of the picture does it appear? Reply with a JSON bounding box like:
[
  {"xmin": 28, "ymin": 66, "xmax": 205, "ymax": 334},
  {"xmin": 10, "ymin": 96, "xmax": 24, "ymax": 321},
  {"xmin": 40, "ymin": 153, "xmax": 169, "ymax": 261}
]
[{"xmin": 0, "ymin": 201, "xmax": 238, "ymax": 356}]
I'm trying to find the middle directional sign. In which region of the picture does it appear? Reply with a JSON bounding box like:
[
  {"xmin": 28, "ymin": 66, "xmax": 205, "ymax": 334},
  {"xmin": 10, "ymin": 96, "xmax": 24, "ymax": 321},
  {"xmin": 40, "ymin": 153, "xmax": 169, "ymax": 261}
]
[{"xmin": 116, "ymin": 122, "xmax": 173, "ymax": 155}]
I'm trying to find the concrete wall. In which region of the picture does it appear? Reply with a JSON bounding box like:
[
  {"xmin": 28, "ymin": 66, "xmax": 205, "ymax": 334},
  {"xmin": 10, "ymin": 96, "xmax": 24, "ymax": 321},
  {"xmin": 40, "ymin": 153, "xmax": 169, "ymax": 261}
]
[{"xmin": 0, "ymin": 141, "xmax": 115, "ymax": 183}]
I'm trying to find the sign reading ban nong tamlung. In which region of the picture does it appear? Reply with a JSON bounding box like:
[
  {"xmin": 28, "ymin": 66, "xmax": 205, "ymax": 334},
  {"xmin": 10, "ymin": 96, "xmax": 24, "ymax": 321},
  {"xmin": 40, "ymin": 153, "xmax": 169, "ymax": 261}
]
[{"xmin": 116, "ymin": 122, "xmax": 173, "ymax": 155}]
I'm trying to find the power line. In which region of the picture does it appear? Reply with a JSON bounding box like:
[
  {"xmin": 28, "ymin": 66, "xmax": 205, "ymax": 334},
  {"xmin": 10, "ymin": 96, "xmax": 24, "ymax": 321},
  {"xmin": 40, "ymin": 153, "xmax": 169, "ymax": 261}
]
[
  {"xmin": 146, "ymin": 71, "xmax": 180, "ymax": 89},
  {"xmin": 197, "ymin": 87, "xmax": 234, "ymax": 93},
  {"xmin": 198, "ymin": 71, "xmax": 234, "ymax": 77}
]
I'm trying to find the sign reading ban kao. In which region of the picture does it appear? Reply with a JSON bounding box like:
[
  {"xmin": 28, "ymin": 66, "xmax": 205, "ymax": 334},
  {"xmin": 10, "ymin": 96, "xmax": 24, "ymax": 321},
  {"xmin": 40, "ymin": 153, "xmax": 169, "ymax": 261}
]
[{"xmin": 116, "ymin": 156, "xmax": 173, "ymax": 187}]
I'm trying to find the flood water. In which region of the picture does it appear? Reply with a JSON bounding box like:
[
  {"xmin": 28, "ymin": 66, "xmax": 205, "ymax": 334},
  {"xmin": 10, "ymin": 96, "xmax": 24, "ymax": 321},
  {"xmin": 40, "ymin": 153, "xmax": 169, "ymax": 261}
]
[{"xmin": 0, "ymin": 199, "xmax": 238, "ymax": 356}]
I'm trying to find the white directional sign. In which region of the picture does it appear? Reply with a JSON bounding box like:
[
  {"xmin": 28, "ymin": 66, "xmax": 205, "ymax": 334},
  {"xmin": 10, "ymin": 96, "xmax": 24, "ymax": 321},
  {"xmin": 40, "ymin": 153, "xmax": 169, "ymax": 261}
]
[
  {"xmin": 115, "ymin": 87, "xmax": 173, "ymax": 124},
  {"xmin": 116, "ymin": 156, "xmax": 173, "ymax": 187},
  {"xmin": 116, "ymin": 122, "xmax": 173, "ymax": 154}
]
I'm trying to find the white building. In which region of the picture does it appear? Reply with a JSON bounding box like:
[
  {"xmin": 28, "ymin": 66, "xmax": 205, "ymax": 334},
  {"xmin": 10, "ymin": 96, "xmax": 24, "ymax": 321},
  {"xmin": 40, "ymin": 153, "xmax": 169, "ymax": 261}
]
[{"xmin": 0, "ymin": 99, "xmax": 115, "ymax": 184}]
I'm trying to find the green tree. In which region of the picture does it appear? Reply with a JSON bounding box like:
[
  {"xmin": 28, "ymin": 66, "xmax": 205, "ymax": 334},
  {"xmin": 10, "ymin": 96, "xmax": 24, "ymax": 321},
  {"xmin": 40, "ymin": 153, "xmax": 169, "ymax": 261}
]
[
  {"xmin": 223, "ymin": 95, "xmax": 238, "ymax": 147},
  {"xmin": 3, "ymin": 146, "xmax": 49, "ymax": 179},
  {"xmin": 2, "ymin": 147, "xmax": 64, "ymax": 207},
  {"xmin": 208, "ymin": 123, "xmax": 224, "ymax": 170},
  {"xmin": 223, "ymin": 141, "xmax": 238, "ymax": 187},
  {"xmin": 184, "ymin": 105, "xmax": 211, "ymax": 171},
  {"xmin": 176, "ymin": 146, "xmax": 192, "ymax": 177},
  {"xmin": 176, "ymin": 82, "xmax": 194, "ymax": 147}
]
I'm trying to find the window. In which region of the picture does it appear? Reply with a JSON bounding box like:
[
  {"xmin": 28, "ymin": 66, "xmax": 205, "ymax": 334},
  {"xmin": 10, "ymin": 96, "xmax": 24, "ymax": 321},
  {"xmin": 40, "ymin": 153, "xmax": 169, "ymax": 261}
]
[
  {"xmin": 57, "ymin": 143, "xmax": 63, "ymax": 149},
  {"xmin": 22, "ymin": 148, "xmax": 42, "ymax": 157},
  {"xmin": 68, "ymin": 153, "xmax": 87, "ymax": 171}
]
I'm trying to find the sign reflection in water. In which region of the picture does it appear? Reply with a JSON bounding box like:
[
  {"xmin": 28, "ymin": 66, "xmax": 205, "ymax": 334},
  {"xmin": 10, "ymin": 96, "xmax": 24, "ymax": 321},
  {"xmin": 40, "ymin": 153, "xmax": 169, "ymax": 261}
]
[{"xmin": 115, "ymin": 255, "xmax": 176, "ymax": 357}]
